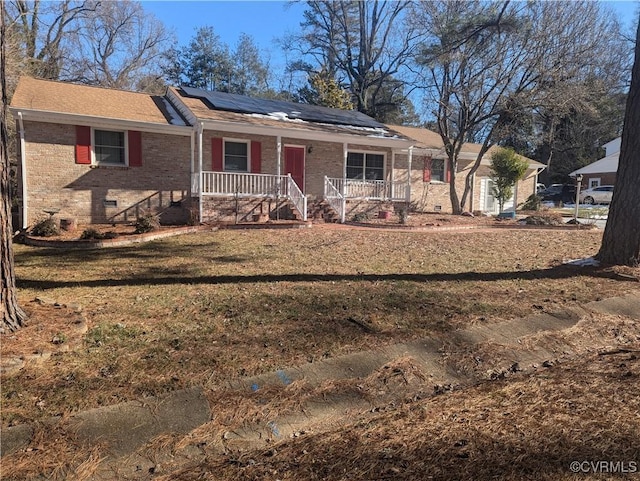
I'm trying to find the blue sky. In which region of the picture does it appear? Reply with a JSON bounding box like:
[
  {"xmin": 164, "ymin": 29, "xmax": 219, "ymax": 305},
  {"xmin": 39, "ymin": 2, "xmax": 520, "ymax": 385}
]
[
  {"xmin": 143, "ymin": 1, "xmax": 305, "ymax": 70},
  {"xmin": 143, "ymin": 1, "xmax": 640, "ymax": 59}
]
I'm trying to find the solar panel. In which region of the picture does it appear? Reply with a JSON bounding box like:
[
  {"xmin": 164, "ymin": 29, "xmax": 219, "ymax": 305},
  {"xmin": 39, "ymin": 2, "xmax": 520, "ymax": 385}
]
[{"xmin": 180, "ymin": 86, "xmax": 385, "ymax": 129}]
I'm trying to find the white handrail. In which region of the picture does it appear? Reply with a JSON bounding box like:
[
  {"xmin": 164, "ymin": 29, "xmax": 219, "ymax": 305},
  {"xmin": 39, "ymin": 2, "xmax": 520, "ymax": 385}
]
[
  {"xmin": 324, "ymin": 176, "xmax": 345, "ymax": 223},
  {"xmin": 286, "ymin": 174, "xmax": 307, "ymax": 221}
]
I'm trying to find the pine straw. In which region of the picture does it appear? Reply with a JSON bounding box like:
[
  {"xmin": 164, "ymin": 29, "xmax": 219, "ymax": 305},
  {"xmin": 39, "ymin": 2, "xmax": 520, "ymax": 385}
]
[
  {"xmin": 0, "ymin": 300, "xmax": 85, "ymax": 357},
  {"xmin": 1, "ymin": 421, "xmax": 105, "ymax": 480},
  {"xmin": 163, "ymin": 350, "xmax": 640, "ymax": 481}
]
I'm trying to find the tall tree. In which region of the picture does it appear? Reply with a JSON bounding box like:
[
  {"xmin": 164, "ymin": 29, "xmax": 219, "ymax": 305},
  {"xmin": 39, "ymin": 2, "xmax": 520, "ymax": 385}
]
[
  {"xmin": 167, "ymin": 26, "xmax": 233, "ymax": 91},
  {"xmin": 8, "ymin": 0, "xmax": 98, "ymax": 79},
  {"xmin": 1, "ymin": 1, "xmax": 27, "ymax": 331},
  {"xmin": 292, "ymin": 0, "xmax": 421, "ymax": 121},
  {"xmin": 65, "ymin": 0, "xmax": 171, "ymax": 90},
  {"xmin": 597, "ymin": 15, "xmax": 640, "ymax": 267},
  {"xmin": 230, "ymin": 33, "xmax": 270, "ymax": 96},
  {"xmin": 414, "ymin": 0, "xmax": 626, "ymax": 214}
]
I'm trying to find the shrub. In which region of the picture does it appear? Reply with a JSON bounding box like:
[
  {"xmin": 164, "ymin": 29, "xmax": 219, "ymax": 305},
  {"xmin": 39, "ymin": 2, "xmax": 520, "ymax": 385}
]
[
  {"xmin": 135, "ymin": 213, "xmax": 160, "ymax": 234},
  {"xmin": 352, "ymin": 211, "xmax": 371, "ymax": 223},
  {"xmin": 521, "ymin": 194, "xmax": 542, "ymax": 211},
  {"xmin": 30, "ymin": 217, "xmax": 59, "ymax": 237},
  {"xmin": 80, "ymin": 228, "xmax": 105, "ymax": 240}
]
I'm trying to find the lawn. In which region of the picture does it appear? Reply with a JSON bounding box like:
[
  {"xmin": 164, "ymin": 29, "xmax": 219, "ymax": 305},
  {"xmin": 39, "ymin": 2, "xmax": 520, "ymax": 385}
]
[{"xmin": 2, "ymin": 224, "xmax": 640, "ymax": 479}]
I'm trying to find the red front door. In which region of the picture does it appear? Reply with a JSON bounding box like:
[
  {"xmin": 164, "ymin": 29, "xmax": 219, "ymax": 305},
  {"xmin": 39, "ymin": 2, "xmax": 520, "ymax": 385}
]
[{"xmin": 284, "ymin": 146, "xmax": 305, "ymax": 193}]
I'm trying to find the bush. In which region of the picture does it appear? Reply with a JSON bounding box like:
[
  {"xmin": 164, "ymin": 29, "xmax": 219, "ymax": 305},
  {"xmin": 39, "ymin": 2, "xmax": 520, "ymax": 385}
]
[
  {"xmin": 30, "ymin": 217, "xmax": 59, "ymax": 237},
  {"xmin": 135, "ymin": 213, "xmax": 160, "ymax": 234},
  {"xmin": 80, "ymin": 228, "xmax": 105, "ymax": 240},
  {"xmin": 521, "ymin": 194, "xmax": 542, "ymax": 211},
  {"xmin": 352, "ymin": 211, "xmax": 371, "ymax": 223}
]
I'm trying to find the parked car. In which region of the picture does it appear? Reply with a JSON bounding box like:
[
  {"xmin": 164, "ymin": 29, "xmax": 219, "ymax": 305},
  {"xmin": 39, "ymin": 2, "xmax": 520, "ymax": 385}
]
[
  {"xmin": 538, "ymin": 184, "xmax": 577, "ymax": 203},
  {"xmin": 536, "ymin": 183, "xmax": 546, "ymax": 193},
  {"xmin": 579, "ymin": 185, "xmax": 614, "ymax": 204}
]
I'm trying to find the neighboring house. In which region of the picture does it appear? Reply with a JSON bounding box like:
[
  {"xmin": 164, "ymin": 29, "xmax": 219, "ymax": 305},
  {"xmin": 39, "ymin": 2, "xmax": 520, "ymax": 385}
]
[
  {"xmin": 570, "ymin": 137, "xmax": 619, "ymax": 189},
  {"xmin": 10, "ymin": 77, "xmax": 542, "ymax": 228},
  {"xmin": 388, "ymin": 125, "xmax": 545, "ymax": 214}
]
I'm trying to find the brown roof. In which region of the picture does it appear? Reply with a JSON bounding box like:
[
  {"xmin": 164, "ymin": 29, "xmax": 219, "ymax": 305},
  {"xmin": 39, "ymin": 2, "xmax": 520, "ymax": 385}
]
[
  {"xmin": 10, "ymin": 77, "xmax": 178, "ymax": 125},
  {"xmin": 388, "ymin": 124, "xmax": 545, "ymax": 168},
  {"xmin": 170, "ymin": 87, "xmax": 411, "ymax": 142}
]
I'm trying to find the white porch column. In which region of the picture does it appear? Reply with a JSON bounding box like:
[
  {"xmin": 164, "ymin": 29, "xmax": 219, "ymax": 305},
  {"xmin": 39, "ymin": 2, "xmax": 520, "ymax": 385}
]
[
  {"xmin": 390, "ymin": 150, "xmax": 396, "ymax": 200},
  {"xmin": 342, "ymin": 142, "xmax": 348, "ymax": 179},
  {"xmin": 18, "ymin": 112, "xmax": 27, "ymax": 229},
  {"xmin": 198, "ymin": 122, "xmax": 204, "ymax": 224},
  {"xmin": 276, "ymin": 135, "xmax": 282, "ymax": 177},
  {"xmin": 342, "ymin": 142, "xmax": 348, "ymax": 223},
  {"xmin": 406, "ymin": 146, "xmax": 413, "ymax": 203}
]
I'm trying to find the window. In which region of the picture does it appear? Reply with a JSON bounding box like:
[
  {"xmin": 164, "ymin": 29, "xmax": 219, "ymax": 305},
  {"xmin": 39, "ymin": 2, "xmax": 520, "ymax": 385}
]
[
  {"xmin": 224, "ymin": 140, "xmax": 249, "ymax": 172},
  {"xmin": 346, "ymin": 152, "xmax": 384, "ymax": 180},
  {"xmin": 589, "ymin": 178, "xmax": 601, "ymax": 189},
  {"xmin": 431, "ymin": 159, "xmax": 445, "ymax": 182},
  {"xmin": 94, "ymin": 129, "xmax": 125, "ymax": 165}
]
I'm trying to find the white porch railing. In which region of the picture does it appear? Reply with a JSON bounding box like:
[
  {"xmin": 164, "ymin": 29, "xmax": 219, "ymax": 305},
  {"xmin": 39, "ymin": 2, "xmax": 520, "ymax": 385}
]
[
  {"xmin": 199, "ymin": 172, "xmax": 307, "ymax": 221},
  {"xmin": 286, "ymin": 174, "xmax": 307, "ymax": 222},
  {"xmin": 325, "ymin": 177, "xmax": 408, "ymax": 201},
  {"xmin": 324, "ymin": 176, "xmax": 346, "ymax": 223}
]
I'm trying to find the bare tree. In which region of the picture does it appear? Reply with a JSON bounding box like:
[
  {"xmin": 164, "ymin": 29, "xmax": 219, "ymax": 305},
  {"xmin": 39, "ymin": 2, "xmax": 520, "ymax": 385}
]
[
  {"xmin": 66, "ymin": 0, "xmax": 172, "ymax": 90},
  {"xmin": 8, "ymin": 0, "xmax": 97, "ymax": 79},
  {"xmin": 413, "ymin": 0, "xmax": 626, "ymax": 214},
  {"xmin": 292, "ymin": 0, "xmax": 421, "ymax": 120},
  {"xmin": 1, "ymin": 1, "xmax": 26, "ymax": 332},
  {"xmin": 597, "ymin": 15, "xmax": 640, "ymax": 267}
]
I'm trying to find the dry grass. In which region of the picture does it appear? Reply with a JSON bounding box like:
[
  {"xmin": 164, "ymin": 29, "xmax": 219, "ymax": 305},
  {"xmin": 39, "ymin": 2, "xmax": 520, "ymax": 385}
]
[
  {"xmin": 180, "ymin": 350, "xmax": 640, "ymax": 481},
  {"xmin": 3, "ymin": 225, "xmax": 638, "ymax": 428},
  {"xmin": 2, "ymin": 221, "xmax": 640, "ymax": 479}
]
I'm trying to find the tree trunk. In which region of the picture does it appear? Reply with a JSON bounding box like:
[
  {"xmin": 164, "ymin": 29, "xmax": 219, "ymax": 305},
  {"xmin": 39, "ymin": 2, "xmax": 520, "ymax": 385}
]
[
  {"xmin": 596, "ymin": 16, "xmax": 640, "ymax": 266},
  {"xmin": 1, "ymin": 2, "xmax": 27, "ymax": 331}
]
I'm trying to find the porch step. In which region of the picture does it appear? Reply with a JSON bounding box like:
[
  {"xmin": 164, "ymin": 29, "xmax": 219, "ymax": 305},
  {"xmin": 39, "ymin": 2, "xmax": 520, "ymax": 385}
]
[{"xmin": 308, "ymin": 200, "xmax": 340, "ymax": 223}]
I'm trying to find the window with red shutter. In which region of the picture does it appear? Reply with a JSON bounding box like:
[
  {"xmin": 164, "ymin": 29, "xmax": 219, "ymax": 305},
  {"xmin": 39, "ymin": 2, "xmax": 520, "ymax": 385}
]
[
  {"xmin": 212, "ymin": 138, "xmax": 223, "ymax": 171},
  {"xmin": 128, "ymin": 131, "xmax": 142, "ymax": 167},
  {"xmin": 422, "ymin": 156, "xmax": 432, "ymax": 183},
  {"xmin": 75, "ymin": 126, "xmax": 92, "ymax": 164},
  {"xmin": 251, "ymin": 141, "xmax": 261, "ymax": 173}
]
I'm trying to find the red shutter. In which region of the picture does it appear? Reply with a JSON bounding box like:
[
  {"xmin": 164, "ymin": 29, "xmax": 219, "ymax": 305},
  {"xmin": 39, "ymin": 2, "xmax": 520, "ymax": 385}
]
[
  {"xmin": 422, "ymin": 156, "xmax": 432, "ymax": 183},
  {"xmin": 446, "ymin": 160, "xmax": 451, "ymax": 182},
  {"xmin": 128, "ymin": 130, "xmax": 142, "ymax": 167},
  {"xmin": 212, "ymin": 137, "xmax": 223, "ymax": 171},
  {"xmin": 251, "ymin": 141, "xmax": 262, "ymax": 173},
  {"xmin": 75, "ymin": 126, "xmax": 91, "ymax": 164}
]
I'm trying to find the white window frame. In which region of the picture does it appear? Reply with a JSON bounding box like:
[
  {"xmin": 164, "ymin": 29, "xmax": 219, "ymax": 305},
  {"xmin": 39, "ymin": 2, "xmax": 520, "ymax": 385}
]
[
  {"xmin": 223, "ymin": 138, "xmax": 251, "ymax": 173},
  {"xmin": 346, "ymin": 150, "xmax": 386, "ymax": 181},
  {"xmin": 92, "ymin": 128, "xmax": 128, "ymax": 166},
  {"xmin": 589, "ymin": 177, "xmax": 601, "ymax": 189}
]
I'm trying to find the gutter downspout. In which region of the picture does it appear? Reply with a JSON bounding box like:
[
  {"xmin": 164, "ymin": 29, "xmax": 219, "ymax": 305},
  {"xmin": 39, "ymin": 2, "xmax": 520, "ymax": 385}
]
[
  {"xmin": 198, "ymin": 122, "xmax": 204, "ymax": 224},
  {"xmin": 18, "ymin": 112, "xmax": 27, "ymax": 229}
]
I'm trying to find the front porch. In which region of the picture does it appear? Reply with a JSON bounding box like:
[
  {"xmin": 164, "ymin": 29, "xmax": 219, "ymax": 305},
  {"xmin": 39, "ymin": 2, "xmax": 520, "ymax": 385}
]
[
  {"xmin": 191, "ymin": 171, "xmax": 412, "ymax": 224},
  {"xmin": 193, "ymin": 171, "xmax": 307, "ymax": 222}
]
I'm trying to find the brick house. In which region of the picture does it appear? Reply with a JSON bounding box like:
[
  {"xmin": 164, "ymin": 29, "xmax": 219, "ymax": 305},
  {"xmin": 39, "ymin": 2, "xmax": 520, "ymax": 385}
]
[
  {"xmin": 10, "ymin": 77, "xmax": 542, "ymax": 228},
  {"xmin": 389, "ymin": 125, "xmax": 545, "ymax": 214}
]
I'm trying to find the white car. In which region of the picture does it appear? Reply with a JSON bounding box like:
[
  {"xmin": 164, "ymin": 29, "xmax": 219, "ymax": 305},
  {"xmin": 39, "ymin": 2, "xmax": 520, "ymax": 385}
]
[{"xmin": 579, "ymin": 185, "xmax": 614, "ymax": 204}]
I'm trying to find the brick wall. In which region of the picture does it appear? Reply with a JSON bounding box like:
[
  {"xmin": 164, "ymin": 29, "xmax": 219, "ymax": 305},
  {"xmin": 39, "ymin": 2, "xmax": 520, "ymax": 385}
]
[
  {"xmin": 392, "ymin": 154, "xmax": 539, "ymax": 214},
  {"xmin": 21, "ymin": 120, "xmax": 191, "ymax": 225}
]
